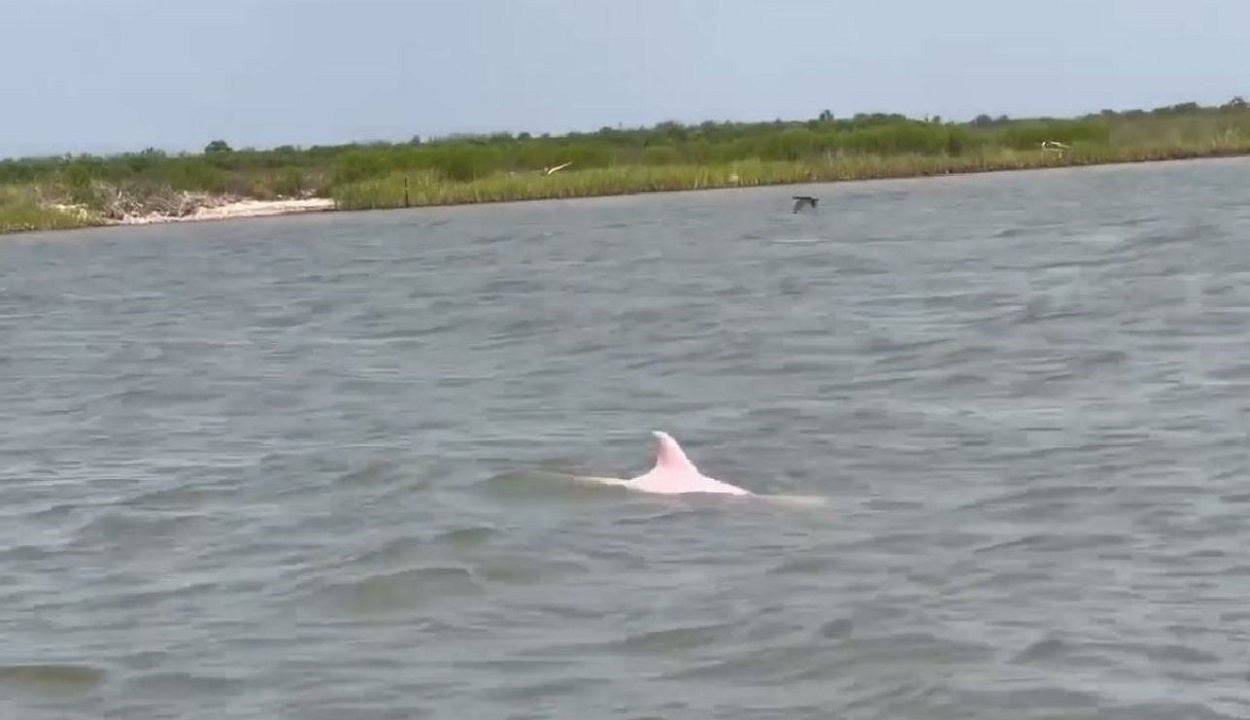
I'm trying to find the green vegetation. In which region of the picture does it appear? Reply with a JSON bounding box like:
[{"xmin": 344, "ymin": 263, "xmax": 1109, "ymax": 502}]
[
  {"xmin": 0, "ymin": 185, "xmax": 98, "ymax": 233},
  {"xmin": 3, "ymin": 97, "xmax": 1250, "ymax": 234}
]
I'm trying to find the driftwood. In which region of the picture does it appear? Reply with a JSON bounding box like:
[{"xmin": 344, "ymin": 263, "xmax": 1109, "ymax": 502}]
[{"xmin": 99, "ymin": 186, "xmax": 243, "ymax": 221}]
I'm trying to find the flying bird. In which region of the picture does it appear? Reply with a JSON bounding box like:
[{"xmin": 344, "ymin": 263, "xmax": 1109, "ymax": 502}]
[{"xmin": 792, "ymin": 195, "xmax": 818, "ymax": 213}]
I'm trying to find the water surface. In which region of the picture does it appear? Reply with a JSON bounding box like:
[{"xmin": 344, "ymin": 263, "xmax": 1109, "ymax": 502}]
[{"xmin": 3, "ymin": 158, "xmax": 1250, "ymax": 719}]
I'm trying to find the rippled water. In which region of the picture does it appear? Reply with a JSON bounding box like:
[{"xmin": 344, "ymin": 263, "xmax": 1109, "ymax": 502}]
[{"xmin": 4, "ymin": 158, "xmax": 1250, "ymax": 719}]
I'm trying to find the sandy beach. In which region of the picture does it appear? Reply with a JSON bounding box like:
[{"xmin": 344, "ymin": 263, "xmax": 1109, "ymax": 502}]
[{"xmin": 111, "ymin": 197, "xmax": 336, "ymax": 226}]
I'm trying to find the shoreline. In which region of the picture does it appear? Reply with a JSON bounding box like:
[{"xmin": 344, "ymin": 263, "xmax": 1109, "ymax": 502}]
[
  {"xmin": 5, "ymin": 149, "xmax": 1250, "ymax": 237},
  {"xmin": 0, "ymin": 195, "xmax": 337, "ymax": 236},
  {"xmin": 328, "ymin": 145, "xmax": 1250, "ymax": 213},
  {"xmin": 336, "ymin": 149, "xmax": 1250, "ymax": 211},
  {"xmin": 105, "ymin": 197, "xmax": 337, "ymax": 226}
]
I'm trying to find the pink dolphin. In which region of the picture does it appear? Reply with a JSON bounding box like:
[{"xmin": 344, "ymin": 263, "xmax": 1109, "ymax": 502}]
[{"xmin": 622, "ymin": 431, "xmax": 753, "ymax": 496}]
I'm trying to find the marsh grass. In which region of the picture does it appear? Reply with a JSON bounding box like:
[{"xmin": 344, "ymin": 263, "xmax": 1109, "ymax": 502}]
[
  {"xmin": 332, "ymin": 138, "xmax": 1250, "ymax": 211},
  {"xmin": 0, "ymin": 185, "xmax": 100, "ymax": 233}
]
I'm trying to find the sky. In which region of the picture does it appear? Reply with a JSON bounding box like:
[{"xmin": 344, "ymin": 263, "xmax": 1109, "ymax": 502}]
[{"xmin": 2, "ymin": 0, "xmax": 1249, "ymax": 158}]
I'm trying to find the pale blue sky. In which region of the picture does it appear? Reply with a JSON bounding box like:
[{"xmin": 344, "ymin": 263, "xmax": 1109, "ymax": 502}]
[{"xmin": 3, "ymin": 0, "xmax": 1248, "ymax": 158}]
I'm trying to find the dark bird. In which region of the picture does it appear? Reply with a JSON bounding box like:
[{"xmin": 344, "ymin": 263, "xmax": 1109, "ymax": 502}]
[{"xmin": 791, "ymin": 195, "xmax": 818, "ymax": 213}]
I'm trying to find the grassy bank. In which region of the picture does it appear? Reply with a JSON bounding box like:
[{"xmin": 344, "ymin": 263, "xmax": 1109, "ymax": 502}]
[
  {"xmin": 0, "ymin": 185, "xmax": 99, "ymax": 233},
  {"xmin": 332, "ymin": 142, "xmax": 1250, "ymax": 210},
  {"xmin": 4, "ymin": 97, "xmax": 1250, "ymax": 233}
]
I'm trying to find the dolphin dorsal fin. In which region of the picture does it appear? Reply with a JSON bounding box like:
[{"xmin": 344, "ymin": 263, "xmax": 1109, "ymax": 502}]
[{"xmin": 651, "ymin": 430, "xmax": 699, "ymax": 473}]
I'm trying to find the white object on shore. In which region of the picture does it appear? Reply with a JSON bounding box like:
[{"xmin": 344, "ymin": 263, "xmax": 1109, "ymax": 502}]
[{"xmin": 112, "ymin": 198, "xmax": 335, "ymax": 226}]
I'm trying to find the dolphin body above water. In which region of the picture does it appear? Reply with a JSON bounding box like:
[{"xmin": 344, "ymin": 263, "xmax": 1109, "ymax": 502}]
[
  {"xmin": 562, "ymin": 432, "xmax": 829, "ymax": 506},
  {"xmin": 580, "ymin": 431, "xmax": 754, "ymax": 496},
  {"xmin": 626, "ymin": 431, "xmax": 753, "ymax": 495}
]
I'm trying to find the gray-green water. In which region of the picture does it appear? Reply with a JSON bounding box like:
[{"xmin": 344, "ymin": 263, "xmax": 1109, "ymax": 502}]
[{"xmin": 3, "ymin": 158, "xmax": 1250, "ymax": 719}]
